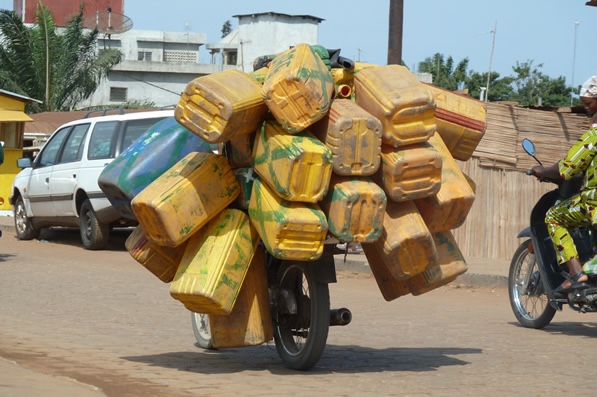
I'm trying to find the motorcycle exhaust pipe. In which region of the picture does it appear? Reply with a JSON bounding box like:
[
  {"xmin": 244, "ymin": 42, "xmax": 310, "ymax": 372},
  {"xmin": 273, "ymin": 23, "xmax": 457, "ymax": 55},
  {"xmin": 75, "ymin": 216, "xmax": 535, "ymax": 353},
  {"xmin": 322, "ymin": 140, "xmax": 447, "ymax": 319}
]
[{"xmin": 330, "ymin": 308, "xmax": 352, "ymax": 326}]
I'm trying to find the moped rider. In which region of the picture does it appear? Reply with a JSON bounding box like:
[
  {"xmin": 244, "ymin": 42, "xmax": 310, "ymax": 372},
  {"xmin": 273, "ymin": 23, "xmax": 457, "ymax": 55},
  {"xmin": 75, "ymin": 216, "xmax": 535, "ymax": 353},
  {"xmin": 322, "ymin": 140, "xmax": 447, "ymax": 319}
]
[{"xmin": 531, "ymin": 75, "xmax": 597, "ymax": 294}]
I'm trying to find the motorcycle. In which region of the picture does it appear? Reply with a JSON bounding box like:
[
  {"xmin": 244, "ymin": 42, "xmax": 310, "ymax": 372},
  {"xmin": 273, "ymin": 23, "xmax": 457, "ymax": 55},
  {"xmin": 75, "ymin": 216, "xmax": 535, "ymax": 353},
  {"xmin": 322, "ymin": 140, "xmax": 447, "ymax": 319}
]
[
  {"xmin": 191, "ymin": 243, "xmax": 352, "ymax": 370},
  {"xmin": 508, "ymin": 138, "xmax": 597, "ymax": 329}
]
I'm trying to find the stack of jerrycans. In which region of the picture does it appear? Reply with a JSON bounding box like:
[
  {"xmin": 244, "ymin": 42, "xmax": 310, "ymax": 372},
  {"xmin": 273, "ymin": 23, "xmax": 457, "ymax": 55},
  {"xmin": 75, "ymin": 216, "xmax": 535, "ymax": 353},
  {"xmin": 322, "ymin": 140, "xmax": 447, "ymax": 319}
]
[
  {"xmin": 249, "ymin": 43, "xmax": 334, "ymax": 261},
  {"xmin": 113, "ymin": 42, "xmax": 485, "ymax": 345},
  {"xmin": 352, "ymin": 64, "xmax": 474, "ymax": 300},
  {"xmin": 168, "ymin": 68, "xmax": 272, "ymax": 348}
]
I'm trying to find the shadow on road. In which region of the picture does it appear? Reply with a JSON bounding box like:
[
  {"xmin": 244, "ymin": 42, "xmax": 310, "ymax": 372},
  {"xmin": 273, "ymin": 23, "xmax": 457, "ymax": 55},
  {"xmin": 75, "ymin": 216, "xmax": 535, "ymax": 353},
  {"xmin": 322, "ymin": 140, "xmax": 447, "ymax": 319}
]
[
  {"xmin": 0, "ymin": 253, "xmax": 17, "ymax": 263},
  {"xmin": 122, "ymin": 344, "xmax": 481, "ymax": 375},
  {"xmin": 33, "ymin": 227, "xmax": 132, "ymax": 252},
  {"xmin": 536, "ymin": 321, "xmax": 597, "ymax": 338}
]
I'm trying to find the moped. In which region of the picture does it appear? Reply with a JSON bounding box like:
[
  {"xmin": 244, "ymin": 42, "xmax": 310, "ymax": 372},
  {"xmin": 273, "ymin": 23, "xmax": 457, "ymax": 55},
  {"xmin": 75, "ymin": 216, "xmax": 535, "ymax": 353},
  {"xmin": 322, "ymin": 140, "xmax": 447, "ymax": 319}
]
[
  {"xmin": 191, "ymin": 244, "xmax": 352, "ymax": 370},
  {"xmin": 508, "ymin": 138, "xmax": 597, "ymax": 328}
]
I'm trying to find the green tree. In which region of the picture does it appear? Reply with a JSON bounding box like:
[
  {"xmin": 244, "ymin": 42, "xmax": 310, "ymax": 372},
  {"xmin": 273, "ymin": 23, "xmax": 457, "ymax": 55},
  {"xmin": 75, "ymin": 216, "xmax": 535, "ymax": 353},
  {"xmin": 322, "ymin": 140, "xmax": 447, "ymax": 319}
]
[
  {"xmin": 417, "ymin": 53, "xmax": 469, "ymax": 91},
  {"xmin": 465, "ymin": 71, "xmax": 515, "ymax": 102},
  {"xmin": 221, "ymin": 20, "xmax": 232, "ymax": 38},
  {"xmin": 510, "ymin": 60, "xmax": 573, "ymax": 106},
  {"xmin": 0, "ymin": 6, "xmax": 122, "ymax": 112}
]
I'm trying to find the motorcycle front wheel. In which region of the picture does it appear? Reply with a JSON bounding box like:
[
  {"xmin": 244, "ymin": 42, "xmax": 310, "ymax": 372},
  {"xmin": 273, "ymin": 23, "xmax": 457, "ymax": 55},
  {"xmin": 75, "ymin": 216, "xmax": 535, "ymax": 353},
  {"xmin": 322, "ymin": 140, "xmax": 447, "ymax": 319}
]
[
  {"xmin": 508, "ymin": 239, "xmax": 556, "ymax": 329},
  {"xmin": 272, "ymin": 262, "xmax": 330, "ymax": 371},
  {"xmin": 191, "ymin": 312, "xmax": 215, "ymax": 350}
]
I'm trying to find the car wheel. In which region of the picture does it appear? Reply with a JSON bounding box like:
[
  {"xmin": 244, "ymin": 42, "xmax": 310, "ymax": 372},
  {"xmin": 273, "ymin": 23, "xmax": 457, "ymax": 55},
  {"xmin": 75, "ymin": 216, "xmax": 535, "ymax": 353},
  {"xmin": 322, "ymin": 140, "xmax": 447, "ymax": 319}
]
[
  {"xmin": 80, "ymin": 199, "xmax": 109, "ymax": 250},
  {"xmin": 13, "ymin": 195, "xmax": 40, "ymax": 240}
]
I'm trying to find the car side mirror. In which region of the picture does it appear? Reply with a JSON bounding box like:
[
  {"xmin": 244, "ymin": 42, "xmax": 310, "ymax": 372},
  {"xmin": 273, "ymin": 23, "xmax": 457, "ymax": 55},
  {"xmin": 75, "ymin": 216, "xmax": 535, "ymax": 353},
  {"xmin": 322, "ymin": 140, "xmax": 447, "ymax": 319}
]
[{"xmin": 17, "ymin": 157, "xmax": 32, "ymax": 169}]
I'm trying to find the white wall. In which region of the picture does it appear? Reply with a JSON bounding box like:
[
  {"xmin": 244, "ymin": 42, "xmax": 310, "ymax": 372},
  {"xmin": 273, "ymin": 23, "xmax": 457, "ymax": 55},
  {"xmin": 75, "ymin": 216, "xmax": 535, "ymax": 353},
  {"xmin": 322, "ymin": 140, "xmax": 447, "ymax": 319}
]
[{"xmin": 237, "ymin": 14, "xmax": 319, "ymax": 72}]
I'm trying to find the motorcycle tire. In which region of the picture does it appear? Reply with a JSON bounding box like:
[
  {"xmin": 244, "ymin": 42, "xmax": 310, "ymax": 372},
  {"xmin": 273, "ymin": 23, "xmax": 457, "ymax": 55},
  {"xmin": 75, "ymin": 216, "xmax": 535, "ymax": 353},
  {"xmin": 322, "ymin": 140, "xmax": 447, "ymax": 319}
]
[
  {"xmin": 272, "ymin": 261, "xmax": 330, "ymax": 371},
  {"xmin": 508, "ymin": 239, "xmax": 556, "ymax": 329},
  {"xmin": 191, "ymin": 312, "xmax": 215, "ymax": 350}
]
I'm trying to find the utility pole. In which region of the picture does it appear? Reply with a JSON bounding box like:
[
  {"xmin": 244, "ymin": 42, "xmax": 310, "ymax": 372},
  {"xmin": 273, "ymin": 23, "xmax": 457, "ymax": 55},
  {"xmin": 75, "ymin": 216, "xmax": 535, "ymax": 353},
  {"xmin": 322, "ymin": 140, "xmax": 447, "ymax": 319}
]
[
  {"xmin": 571, "ymin": 21, "xmax": 579, "ymax": 106},
  {"xmin": 387, "ymin": 0, "xmax": 403, "ymax": 65},
  {"xmin": 485, "ymin": 22, "xmax": 497, "ymax": 102}
]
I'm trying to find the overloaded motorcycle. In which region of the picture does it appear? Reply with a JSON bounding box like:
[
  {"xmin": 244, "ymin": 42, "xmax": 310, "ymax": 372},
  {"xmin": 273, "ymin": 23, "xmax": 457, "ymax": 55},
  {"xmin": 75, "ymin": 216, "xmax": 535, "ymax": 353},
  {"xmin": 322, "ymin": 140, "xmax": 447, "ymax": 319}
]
[
  {"xmin": 191, "ymin": 243, "xmax": 352, "ymax": 371},
  {"xmin": 508, "ymin": 138, "xmax": 597, "ymax": 328}
]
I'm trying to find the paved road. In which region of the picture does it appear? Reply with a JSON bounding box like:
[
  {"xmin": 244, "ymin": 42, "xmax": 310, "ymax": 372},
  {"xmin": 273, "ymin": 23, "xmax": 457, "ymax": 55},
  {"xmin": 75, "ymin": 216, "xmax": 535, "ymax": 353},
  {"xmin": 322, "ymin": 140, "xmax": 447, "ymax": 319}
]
[{"xmin": 0, "ymin": 226, "xmax": 595, "ymax": 397}]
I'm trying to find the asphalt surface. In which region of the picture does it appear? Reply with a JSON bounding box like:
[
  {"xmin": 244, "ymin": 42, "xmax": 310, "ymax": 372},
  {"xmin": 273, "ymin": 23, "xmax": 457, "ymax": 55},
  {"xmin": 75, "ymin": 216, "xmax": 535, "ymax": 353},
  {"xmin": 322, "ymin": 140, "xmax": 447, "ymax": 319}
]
[{"xmin": 0, "ymin": 214, "xmax": 510, "ymax": 396}]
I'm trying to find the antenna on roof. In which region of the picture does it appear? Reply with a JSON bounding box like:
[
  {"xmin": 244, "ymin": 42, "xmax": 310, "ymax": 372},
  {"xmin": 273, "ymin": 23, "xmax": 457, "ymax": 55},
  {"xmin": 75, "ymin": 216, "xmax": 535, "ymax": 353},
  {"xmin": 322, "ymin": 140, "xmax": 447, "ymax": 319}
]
[{"xmin": 83, "ymin": 8, "xmax": 133, "ymax": 46}]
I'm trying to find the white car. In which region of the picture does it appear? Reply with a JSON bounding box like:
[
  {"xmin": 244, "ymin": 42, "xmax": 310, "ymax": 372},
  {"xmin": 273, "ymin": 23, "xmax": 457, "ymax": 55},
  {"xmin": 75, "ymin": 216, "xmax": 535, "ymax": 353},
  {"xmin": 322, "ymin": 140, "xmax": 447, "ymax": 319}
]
[{"xmin": 10, "ymin": 109, "xmax": 173, "ymax": 249}]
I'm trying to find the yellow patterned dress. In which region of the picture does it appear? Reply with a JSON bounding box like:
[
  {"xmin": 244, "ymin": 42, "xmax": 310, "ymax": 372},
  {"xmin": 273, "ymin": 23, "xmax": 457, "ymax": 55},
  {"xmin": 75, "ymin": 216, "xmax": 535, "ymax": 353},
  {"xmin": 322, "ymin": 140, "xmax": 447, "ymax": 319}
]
[{"xmin": 544, "ymin": 127, "xmax": 597, "ymax": 273}]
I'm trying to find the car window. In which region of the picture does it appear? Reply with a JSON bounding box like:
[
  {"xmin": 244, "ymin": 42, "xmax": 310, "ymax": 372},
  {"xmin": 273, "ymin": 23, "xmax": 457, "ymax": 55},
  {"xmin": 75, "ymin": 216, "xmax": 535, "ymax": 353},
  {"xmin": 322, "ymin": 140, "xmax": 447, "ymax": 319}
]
[
  {"xmin": 121, "ymin": 117, "xmax": 167, "ymax": 150},
  {"xmin": 37, "ymin": 127, "xmax": 72, "ymax": 167},
  {"xmin": 59, "ymin": 124, "xmax": 90, "ymax": 164},
  {"xmin": 88, "ymin": 121, "xmax": 118, "ymax": 159}
]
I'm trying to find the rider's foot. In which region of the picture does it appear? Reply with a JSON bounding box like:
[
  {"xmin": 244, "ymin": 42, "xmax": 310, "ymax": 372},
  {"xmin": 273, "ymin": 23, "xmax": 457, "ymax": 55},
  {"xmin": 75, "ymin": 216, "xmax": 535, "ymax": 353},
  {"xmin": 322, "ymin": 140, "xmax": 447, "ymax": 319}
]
[{"xmin": 556, "ymin": 271, "xmax": 588, "ymax": 292}]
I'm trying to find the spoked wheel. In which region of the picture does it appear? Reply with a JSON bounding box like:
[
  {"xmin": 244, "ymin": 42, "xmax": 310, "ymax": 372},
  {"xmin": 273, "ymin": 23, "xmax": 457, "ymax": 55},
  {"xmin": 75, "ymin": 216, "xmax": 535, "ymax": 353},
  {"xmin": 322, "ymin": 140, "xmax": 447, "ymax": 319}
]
[
  {"xmin": 191, "ymin": 312, "xmax": 215, "ymax": 350},
  {"xmin": 272, "ymin": 262, "xmax": 330, "ymax": 371},
  {"xmin": 508, "ymin": 239, "xmax": 556, "ymax": 329}
]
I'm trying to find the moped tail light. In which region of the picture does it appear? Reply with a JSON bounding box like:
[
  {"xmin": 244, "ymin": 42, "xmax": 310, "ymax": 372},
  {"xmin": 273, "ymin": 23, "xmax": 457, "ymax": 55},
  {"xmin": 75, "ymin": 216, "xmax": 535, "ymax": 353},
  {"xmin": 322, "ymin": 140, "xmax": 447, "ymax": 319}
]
[{"xmin": 527, "ymin": 242, "xmax": 534, "ymax": 254}]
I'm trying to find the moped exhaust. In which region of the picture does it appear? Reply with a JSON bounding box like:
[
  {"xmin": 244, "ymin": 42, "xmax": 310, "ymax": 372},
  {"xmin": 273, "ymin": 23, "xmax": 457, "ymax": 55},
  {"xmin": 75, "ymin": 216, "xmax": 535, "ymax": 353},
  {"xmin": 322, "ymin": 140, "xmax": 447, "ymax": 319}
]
[{"xmin": 330, "ymin": 308, "xmax": 352, "ymax": 326}]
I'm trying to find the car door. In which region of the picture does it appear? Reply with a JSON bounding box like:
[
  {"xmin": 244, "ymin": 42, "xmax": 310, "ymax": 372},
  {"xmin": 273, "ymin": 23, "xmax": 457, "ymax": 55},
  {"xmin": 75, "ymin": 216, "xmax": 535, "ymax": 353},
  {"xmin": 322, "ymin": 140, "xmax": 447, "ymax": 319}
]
[
  {"xmin": 49, "ymin": 123, "xmax": 90, "ymax": 217},
  {"xmin": 26, "ymin": 126, "xmax": 72, "ymax": 217}
]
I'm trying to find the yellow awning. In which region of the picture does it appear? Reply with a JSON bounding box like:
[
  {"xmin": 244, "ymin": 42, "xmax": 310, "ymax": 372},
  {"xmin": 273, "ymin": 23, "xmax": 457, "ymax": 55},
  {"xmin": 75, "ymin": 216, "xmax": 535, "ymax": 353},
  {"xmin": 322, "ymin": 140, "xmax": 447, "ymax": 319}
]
[{"xmin": 0, "ymin": 110, "xmax": 32, "ymax": 122}]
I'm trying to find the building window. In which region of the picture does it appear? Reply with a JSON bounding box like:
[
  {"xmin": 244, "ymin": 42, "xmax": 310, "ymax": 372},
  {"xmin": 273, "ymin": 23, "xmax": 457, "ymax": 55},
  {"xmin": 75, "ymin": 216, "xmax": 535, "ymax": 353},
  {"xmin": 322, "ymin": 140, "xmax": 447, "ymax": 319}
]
[
  {"xmin": 110, "ymin": 87, "xmax": 127, "ymax": 102},
  {"xmin": 227, "ymin": 51, "xmax": 237, "ymax": 66},
  {"xmin": 138, "ymin": 51, "xmax": 152, "ymax": 61},
  {"xmin": 164, "ymin": 50, "xmax": 197, "ymax": 64}
]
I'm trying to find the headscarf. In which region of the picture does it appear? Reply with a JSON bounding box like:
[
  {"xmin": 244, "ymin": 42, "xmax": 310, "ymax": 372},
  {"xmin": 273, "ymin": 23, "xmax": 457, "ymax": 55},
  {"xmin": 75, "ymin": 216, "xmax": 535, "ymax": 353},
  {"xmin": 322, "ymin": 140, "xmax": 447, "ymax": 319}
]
[{"xmin": 580, "ymin": 76, "xmax": 597, "ymax": 98}]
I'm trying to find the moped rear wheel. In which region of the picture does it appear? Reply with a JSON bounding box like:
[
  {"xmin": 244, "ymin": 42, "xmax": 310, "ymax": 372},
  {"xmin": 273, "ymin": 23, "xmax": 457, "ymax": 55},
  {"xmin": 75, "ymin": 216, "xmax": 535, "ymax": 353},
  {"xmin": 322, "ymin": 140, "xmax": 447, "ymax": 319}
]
[
  {"xmin": 508, "ymin": 240, "xmax": 556, "ymax": 329},
  {"xmin": 272, "ymin": 262, "xmax": 330, "ymax": 371}
]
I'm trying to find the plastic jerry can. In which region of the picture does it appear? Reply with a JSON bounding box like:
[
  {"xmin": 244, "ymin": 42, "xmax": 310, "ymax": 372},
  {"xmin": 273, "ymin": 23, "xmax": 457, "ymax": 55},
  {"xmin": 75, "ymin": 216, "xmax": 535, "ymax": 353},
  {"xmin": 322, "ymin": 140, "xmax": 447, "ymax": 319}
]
[
  {"xmin": 354, "ymin": 65, "xmax": 436, "ymax": 147},
  {"xmin": 232, "ymin": 167, "xmax": 256, "ymax": 211},
  {"xmin": 131, "ymin": 152, "xmax": 240, "ymax": 247},
  {"xmin": 248, "ymin": 176, "xmax": 328, "ymax": 261},
  {"xmin": 262, "ymin": 43, "xmax": 334, "ymax": 134},
  {"xmin": 98, "ymin": 117, "xmax": 214, "ymax": 220},
  {"xmin": 361, "ymin": 239, "xmax": 411, "ymax": 301},
  {"xmin": 175, "ymin": 69, "xmax": 268, "ymax": 143},
  {"xmin": 310, "ymin": 98, "xmax": 382, "ymax": 176},
  {"xmin": 319, "ymin": 175, "xmax": 386, "ymax": 243},
  {"xmin": 414, "ymin": 132, "xmax": 476, "ymax": 232},
  {"xmin": 124, "ymin": 226, "xmax": 187, "ymax": 283},
  {"xmin": 361, "ymin": 200, "xmax": 438, "ymax": 280},
  {"xmin": 375, "ymin": 141, "xmax": 442, "ymax": 202},
  {"xmin": 169, "ymin": 209, "xmax": 260, "ymax": 315},
  {"xmin": 210, "ymin": 244, "xmax": 274, "ymax": 348},
  {"xmin": 407, "ymin": 230, "xmax": 468, "ymax": 295},
  {"xmin": 224, "ymin": 131, "xmax": 256, "ymax": 169},
  {"xmin": 249, "ymin": 66, "xmax": 269, "ymax": 85},
  {"xmin": 252, "ymin": 120, "xmax": 333, "ymax": 203},
  {"xmin": 425, "ymin": 83, "xmax": 486, "ymax": 161}
]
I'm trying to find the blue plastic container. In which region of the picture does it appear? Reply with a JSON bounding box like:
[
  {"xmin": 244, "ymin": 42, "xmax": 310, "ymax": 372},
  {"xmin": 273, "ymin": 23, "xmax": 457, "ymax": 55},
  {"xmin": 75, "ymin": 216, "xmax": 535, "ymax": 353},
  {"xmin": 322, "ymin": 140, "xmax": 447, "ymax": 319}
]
[{"xmin": 98, "ymin": 117, "xmax": 214, "ymax": 219}]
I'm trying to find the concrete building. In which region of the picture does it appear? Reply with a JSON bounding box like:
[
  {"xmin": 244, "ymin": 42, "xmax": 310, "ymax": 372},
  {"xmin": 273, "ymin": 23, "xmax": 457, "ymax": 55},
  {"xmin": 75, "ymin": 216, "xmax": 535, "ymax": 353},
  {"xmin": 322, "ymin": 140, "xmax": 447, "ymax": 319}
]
[
  {"xmin": 78, "ymin": 30, "xmax": 233, "ymax": 108},
  {"xmin": 80, "ymin": 12, "xmax": 324, "ymax": 109},
  {"xmin": 208, "ymin": 12, "xmax": 323, "ymax": 73}
]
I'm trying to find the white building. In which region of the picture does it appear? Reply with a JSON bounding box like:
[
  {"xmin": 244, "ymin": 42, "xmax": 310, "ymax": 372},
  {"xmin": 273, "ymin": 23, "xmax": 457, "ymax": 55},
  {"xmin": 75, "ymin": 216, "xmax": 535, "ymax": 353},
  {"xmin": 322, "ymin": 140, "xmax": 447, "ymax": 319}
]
[
  {"xmin": 209, "ymin": 12, "xmax": 323, "ymax": 73},
  {"xmin": 80, "ymin": 12, "xmax": 324, "ymax": 109}
]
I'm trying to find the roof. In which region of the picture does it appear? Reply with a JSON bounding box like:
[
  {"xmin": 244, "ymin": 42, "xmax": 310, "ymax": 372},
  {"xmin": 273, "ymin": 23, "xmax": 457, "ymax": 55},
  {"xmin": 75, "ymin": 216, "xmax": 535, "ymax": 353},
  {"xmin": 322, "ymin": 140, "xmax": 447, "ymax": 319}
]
[
  {"xmin": 0, "ymin": 110, "xmax": 33, "ymax": 122},
  {"xmin": 232, "ymin": 12, "xmax": 324, "ymax": 23},
  {"xmin": 24, "ymin": 108, "xmax": 174, "ymax": 134},
  {"xmin": 0, "ymin": 89, "xmax": 42, "ymax": 104}
]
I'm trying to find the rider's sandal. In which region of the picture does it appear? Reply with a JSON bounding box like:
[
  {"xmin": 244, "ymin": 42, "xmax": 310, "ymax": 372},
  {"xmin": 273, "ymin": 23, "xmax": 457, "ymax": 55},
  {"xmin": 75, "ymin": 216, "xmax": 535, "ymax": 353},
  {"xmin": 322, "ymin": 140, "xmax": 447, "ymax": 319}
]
[{"xmin": 553, "ymin": 271, "xmax": 588, "ymax": 297}]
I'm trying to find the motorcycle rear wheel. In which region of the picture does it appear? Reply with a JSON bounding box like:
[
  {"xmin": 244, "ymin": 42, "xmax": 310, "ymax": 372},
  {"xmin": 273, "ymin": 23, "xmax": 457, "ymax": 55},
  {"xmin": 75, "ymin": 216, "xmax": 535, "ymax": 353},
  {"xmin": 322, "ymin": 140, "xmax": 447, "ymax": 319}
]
[
  {"xmin": 508, "ymin": 240, "xmax": 556, "ymax": 329},
  {"xmin": 272, "ymin": 262, "xmax": 330, "ymax": 371}
]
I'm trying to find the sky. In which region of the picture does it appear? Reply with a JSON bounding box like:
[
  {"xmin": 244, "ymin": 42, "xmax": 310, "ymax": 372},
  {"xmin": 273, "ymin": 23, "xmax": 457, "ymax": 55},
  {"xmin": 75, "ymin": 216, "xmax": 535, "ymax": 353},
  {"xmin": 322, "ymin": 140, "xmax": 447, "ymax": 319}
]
[{"xmin": 1, "ymin": 0, "xmax": 596, "ymax": 89}]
